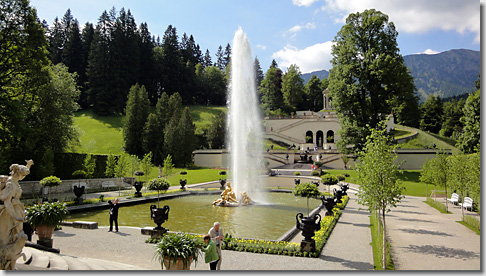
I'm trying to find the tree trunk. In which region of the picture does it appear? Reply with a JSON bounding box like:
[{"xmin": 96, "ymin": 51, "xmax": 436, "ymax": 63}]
[{"xmin": 382, "ymin": 208, "xmax": 387, "ymax": 270}]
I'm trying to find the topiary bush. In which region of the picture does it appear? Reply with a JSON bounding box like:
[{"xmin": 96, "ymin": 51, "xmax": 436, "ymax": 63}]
[
  {"xmin": 148, "ymin": 178, "xmax": 171, "ymax": 191},
  {"xmin": 294, "ymin": 171, "xmax": 301, "ymax": 176},
  {"xmin": 336, "ymin": 175, "xmax": 346, "ymax": 181},
  {"xmin": 321, "ymin": 175, "xmax": 339, "ymax": 186},
  {"xmin": 311, "ymin": 170, "xmax": 321, "ymax": 176}
]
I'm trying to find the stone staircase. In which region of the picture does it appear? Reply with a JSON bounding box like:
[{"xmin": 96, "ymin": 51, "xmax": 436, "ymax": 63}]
[{"xmin": 15, "ymin": 246, "xmax": 149, "ymax": 270}]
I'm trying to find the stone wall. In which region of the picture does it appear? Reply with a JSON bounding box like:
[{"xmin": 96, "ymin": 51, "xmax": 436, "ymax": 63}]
[{"xmin": 20, "ymin": 177, "xmax": 135, "ymax": 198}]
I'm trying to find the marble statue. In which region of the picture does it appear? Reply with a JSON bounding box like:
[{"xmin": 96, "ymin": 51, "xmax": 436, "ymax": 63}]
[{"xmin": 0, "ymin": 160, "xmax": 33, "ymax": 270}]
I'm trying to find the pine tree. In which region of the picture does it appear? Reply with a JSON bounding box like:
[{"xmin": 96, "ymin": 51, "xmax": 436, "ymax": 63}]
[
  {"xmin": 254, "ymin": 57, "xmax": 264, "ymax": 88},
  {"xmin": 62, "ymin": 19, "xmax": 83, "ymax": 76},
  {"xmin": 123, "ymin": 84, "xmax": 150, "ymax": 157},
  {"xmin": 143, "ymin": 93, "xmax": 169, "ymax": 165},
  {"xmin": 48, "ymin": 17, "xmax": 64, "ymax": 64},
  {"xmin": 215, "ymin": 45, "xmax": 224, "ymax": 70},
  {"xmin": 259, "ymin": 60, "xmax": 283, "ymax": 112},
  {"xmin": 223, "ymin": 43, "xmax": 231, "ymax": 68},
  {"xmin": 177, "ymin": 107, "xmax": 196, "ymax": 166},
  {"xmin": 203, "ymin": 49, "xmax": 212, "ymax": 68}
]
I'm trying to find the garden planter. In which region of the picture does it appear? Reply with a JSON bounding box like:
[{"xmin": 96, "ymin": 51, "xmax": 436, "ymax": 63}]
[
  {"xmin": 36, "ymin": 224, "xmax": 55, "ymax": 248},
  {"xmin": 163, "ymin": 256, "xmax": 193, "ymax": 270}
]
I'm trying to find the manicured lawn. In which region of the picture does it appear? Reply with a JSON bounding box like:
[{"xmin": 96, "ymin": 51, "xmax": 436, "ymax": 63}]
[
  {"xmin": 395, "ymin": 124, "xmax": 459, "ymax": 154},
  {"xmin": 69, "ymin": 109, "xmax": 123, "ymax": 155},
  {"xmin": 186, "ymin": 105, "xmax": 227, "ymax": 132}
]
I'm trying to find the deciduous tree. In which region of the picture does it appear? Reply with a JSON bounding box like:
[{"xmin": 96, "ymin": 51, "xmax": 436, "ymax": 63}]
[{"xmin": 328, "ymin": 9, "xmax": 418, "ymax": 153}]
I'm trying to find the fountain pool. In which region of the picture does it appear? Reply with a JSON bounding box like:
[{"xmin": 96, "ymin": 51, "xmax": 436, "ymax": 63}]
[{"xmin": 65, "ymin": 193, "xmax": 321, "ymax": 240}]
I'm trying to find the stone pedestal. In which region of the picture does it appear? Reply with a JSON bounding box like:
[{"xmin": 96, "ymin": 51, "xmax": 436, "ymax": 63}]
[
  {"xmin": 141, "ymin": 227, "xmax": 168, "ymax": 239},
  {"xmin": 300, "ymin": 239, "xmax": 316, "ymax": 253},
  {"xmin": 37, "ymin": 238, "xmax": 53, "ymax": 248}
]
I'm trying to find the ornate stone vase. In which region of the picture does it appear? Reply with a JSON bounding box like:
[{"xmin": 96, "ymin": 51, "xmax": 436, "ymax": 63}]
[
  {"xmin": 339, "ymin": 183, "xmax": 349, "ymax": 195},
  {"xmin": 294, "ymin": 179, "xmax": 300, "ymax": 185},
  {"xmin": 73, "ymin": 185, "xmax": 85, "ymax": 204},
  {"xmin": 36, "ymin": 224, "xmax": 55, "ymax": 248},
  {"xmin": 219, "ymin": 179, "xmax": 226, "ymax": 190}
]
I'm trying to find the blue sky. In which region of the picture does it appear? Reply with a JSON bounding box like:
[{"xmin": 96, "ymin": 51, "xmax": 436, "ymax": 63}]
[{"xmin": 29, "ymin": 0, "xmax": 480, "ymax": 73}]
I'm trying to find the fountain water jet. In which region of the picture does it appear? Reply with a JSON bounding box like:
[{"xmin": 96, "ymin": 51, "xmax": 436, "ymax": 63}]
[{"xmin": 226, "ymin": 27, "xmax": 266, "ymax": 204}]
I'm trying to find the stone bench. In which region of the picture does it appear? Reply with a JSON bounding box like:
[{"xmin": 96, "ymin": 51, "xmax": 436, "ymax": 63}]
[{"xmin": 72, "ymin": 221, "xmax": 98, "ymax": 229}]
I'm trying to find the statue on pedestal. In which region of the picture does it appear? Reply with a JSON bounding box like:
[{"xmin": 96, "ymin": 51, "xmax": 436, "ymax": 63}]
[{"xmin": 0, "ymin": 160, "xmax": 33, "ymax": 270}]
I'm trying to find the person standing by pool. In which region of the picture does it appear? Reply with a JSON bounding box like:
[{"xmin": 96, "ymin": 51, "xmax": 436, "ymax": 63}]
[
  {"xmin": 208, "ymin": 222, "xmax": 223, "ymax": 270},
  {"xmin": 108, "ymin": 198, "xmax": 119, "ymax": 232},
  {"xmin": 201, "ymin": 234, "xmax": 219, "ymax": 270}
]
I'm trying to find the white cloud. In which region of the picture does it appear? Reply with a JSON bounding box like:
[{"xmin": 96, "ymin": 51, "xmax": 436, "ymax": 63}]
[
  {"xmin": 272, "ymin": 41, "xmax": 335, "ymax": 73},
  {"xmin": 284, "ymin": 22, "xmax": 316, "ymax": 39},
  {"xmin": 256, "ymin": 44, "xmax": 267, "ymax": 51},
  {"xmin": 422, "ymin": 49, "xmax": 440, "ymax": 55},
  {"xmin": 292, "ymin": 0, "xmax": 320, "ymax": 7},
  {"xmin": 321, "ymin": 0, "xmax": 480, "ymax": 43}
]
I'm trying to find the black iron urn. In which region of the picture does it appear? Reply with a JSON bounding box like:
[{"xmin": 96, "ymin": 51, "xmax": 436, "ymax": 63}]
[
  {"xmin": 219, "ymin": 179, "xmax": 226, "ymax": 190},
  {"xmin": 150, "ymin": 204, "xmax": 170, "ymax": 232},
  {"xmin": 339, "ymin": 183, "xmax": 349, "ymax": 195},
  {"xmin": 133, "ymin": 182, "xmax": 143, "ymax": 197},
  {"xmin": 296, "ymin": 212, "xmax": 321, "ymax": 252},
  {"xmin": 73, "ymin": 185, "xmax": 85, "ymax": 204},
  {"xmin": 321, "ymin": 195, "xmax": 336, "ymax": 216},
  {"xmin": 179, "ymin": 179, "xmax": 187, "ymax": 190},
  {"xmin": 333, "ymin": 188, "xmax": 344, "ymax": 203},
  {"xmin": 294, "ymin": 179, "xmax": 301, "ymax": 185}
]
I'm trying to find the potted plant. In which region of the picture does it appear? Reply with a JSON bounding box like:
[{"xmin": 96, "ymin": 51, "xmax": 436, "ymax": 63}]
[
  {"xmin": 25, "ymin": 202, "xmax": 69, "ymax": 248},
  {"xmin": 134, "ymin": 170, "xmax": 145, "ymax": 197},
  {"xmin": 40, "ymin": 175, "xmax": 62, "ymax": 202},
  {"xmin": 153, "ymin": 233, "xmax": 202, "ymax": 270},
  {"xmin": 218, "ymin": 171, "xmax": 226, "ymax": 190},
  {"xmin": 293, "ymin": 182, "xmax": 320, "ymax": 216},
  {"xmin": 72, "ymin": 170, "xmax": 86, "ymax": 203},
  {"xmin": 292, "ymin": 183, "xmax": 321, "ymax": 253}
]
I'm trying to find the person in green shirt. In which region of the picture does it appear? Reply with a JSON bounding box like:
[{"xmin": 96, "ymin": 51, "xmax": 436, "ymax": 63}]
[{"xmin": 201, "ymin": 234, "xmax": 219, "ymax": 270}]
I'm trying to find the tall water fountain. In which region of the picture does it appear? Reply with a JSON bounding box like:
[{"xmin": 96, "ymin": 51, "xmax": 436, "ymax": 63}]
[{"xmin": 226, "ymin": 27, "xmax": 266, "ymax": 204}]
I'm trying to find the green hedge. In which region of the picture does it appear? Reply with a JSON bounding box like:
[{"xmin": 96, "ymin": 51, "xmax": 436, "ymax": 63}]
[{"xmin": 52, "ymin": 153, "xmax": 111, "ymax": 180}]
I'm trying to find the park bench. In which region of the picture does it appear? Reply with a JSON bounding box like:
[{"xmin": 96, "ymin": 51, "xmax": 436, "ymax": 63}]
[
  {"xmin": 446, "ymin": 193, "xmax": 460, "ymax": 205},
  {"xmin": 459, "ymin": 197, "xmax": 473, "ymax": 211}
]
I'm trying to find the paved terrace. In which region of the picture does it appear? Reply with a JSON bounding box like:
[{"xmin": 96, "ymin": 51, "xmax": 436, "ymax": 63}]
[{"xmin": 17, "ymin": 175, "xmax": 481, "ymax": 271}]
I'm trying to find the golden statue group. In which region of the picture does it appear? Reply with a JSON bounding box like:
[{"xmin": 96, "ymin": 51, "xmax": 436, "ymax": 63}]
[{"xmin": 212, "ymin": 182, "xmax": 252, "ymax": 207}]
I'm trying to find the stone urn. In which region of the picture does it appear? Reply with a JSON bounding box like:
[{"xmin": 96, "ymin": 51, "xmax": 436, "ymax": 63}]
[
  {"xmin": 296, "ymin": 212, "xmax": 321, "ymax": 252},
  {"xmin": 73, "ymin": 185, "xmax": 85, "ymax": 204},
  {"xmin": 321, "ymin": 196, "xmax": 336, "ymax": 216},
  {"xmin": 133, "ymin": 182, "xmax": 143, "ymax": 197},
  {"xmin": 150, "ymin": 205, "xmax": 170, "ymax": 232},
  {"xmin": 333, "ymin": 188, "xmax": 344, "ymax": 203}
]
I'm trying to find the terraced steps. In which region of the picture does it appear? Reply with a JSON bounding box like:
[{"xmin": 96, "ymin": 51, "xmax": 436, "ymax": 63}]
[{"xmin": 16, "ymin": 246, "xmax": 148, "ymax": 270}]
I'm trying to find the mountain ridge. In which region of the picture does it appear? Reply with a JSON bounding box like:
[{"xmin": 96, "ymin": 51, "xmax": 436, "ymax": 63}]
[{"xmin": 300, "ymin": 49, "xmax": 480, "ymax": 101}]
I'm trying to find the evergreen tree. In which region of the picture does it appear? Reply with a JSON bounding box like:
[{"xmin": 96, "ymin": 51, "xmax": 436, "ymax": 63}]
[
  {"xmin": 304, "ymin": 75, "xmax": 322, "ymax": 111},
  {"xmin": 223, "ymin": 43, "xmax": 232, "ymax": 68},
  {"xmin": 48, "ymin": 17, "xmax": 64, "ymax": 64},
  {"xmin": 203, "ymin": 49, "xmax": 212, "ymax": 68},
  {"xmin": 87, "ymin": 10, "xmax": 116, "ymax": 115},
  {"xmin": 328, "ymin": 9, "xmax": 417, "ymax": 153},
  {"xmin": 79, "ymin": 22, "xmax": 94, "ymax": 108},
  {"xmin": 138, "ymin": 22, "xmax": 156, "ymax": 104},
  {"xmin": 259, "ymin": 62, "xmax": 284, "ymax": 113},
  {"xmin": 215, "ymin": 45, "xmax": 224, "ymax": 70},
  {"xmin": 207, "ymin": 111, "xmax": 226, "ymax": 149},
  {"xmin": 203, "ymin": 66, "xmax": 227, "ymax": 105},
  {"xmin": 440, "ymin": 99, "xmax": 465, "ymax": 139},
  {"xmin": 254, "ymin": 57, "xmax": 264, "ymax": 88},
  {"xmin": 163, "ymin": 115, "xmax": 181, "ymax": 165},
  {"xmin": 62, "ymin": 19, "xmax": 83, "ymax": 76},
  {"xmin": 419, "ymin": 95, "xmax": 443, "ymax": 134},
  {"xmin": 177, "ymin": 107, "xmax": 196, "ymax": 166},
  {"xmin": 143, "ymin": 92, "xmax": 169, "ymax": 166},
  {"xmin": 457, "ymin": 90, "xmax": 480, "ymax": 153},
  {"xmin": 160, "ymin": 25, "xmax": 183, "ymax": 97},
  {"xmin": 282, "ymin": 64, "xmax": 305, "ymax": 112},
  {"xmin": 123, "ymin": 84, "xmax": 150, "ymax": 157}
]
